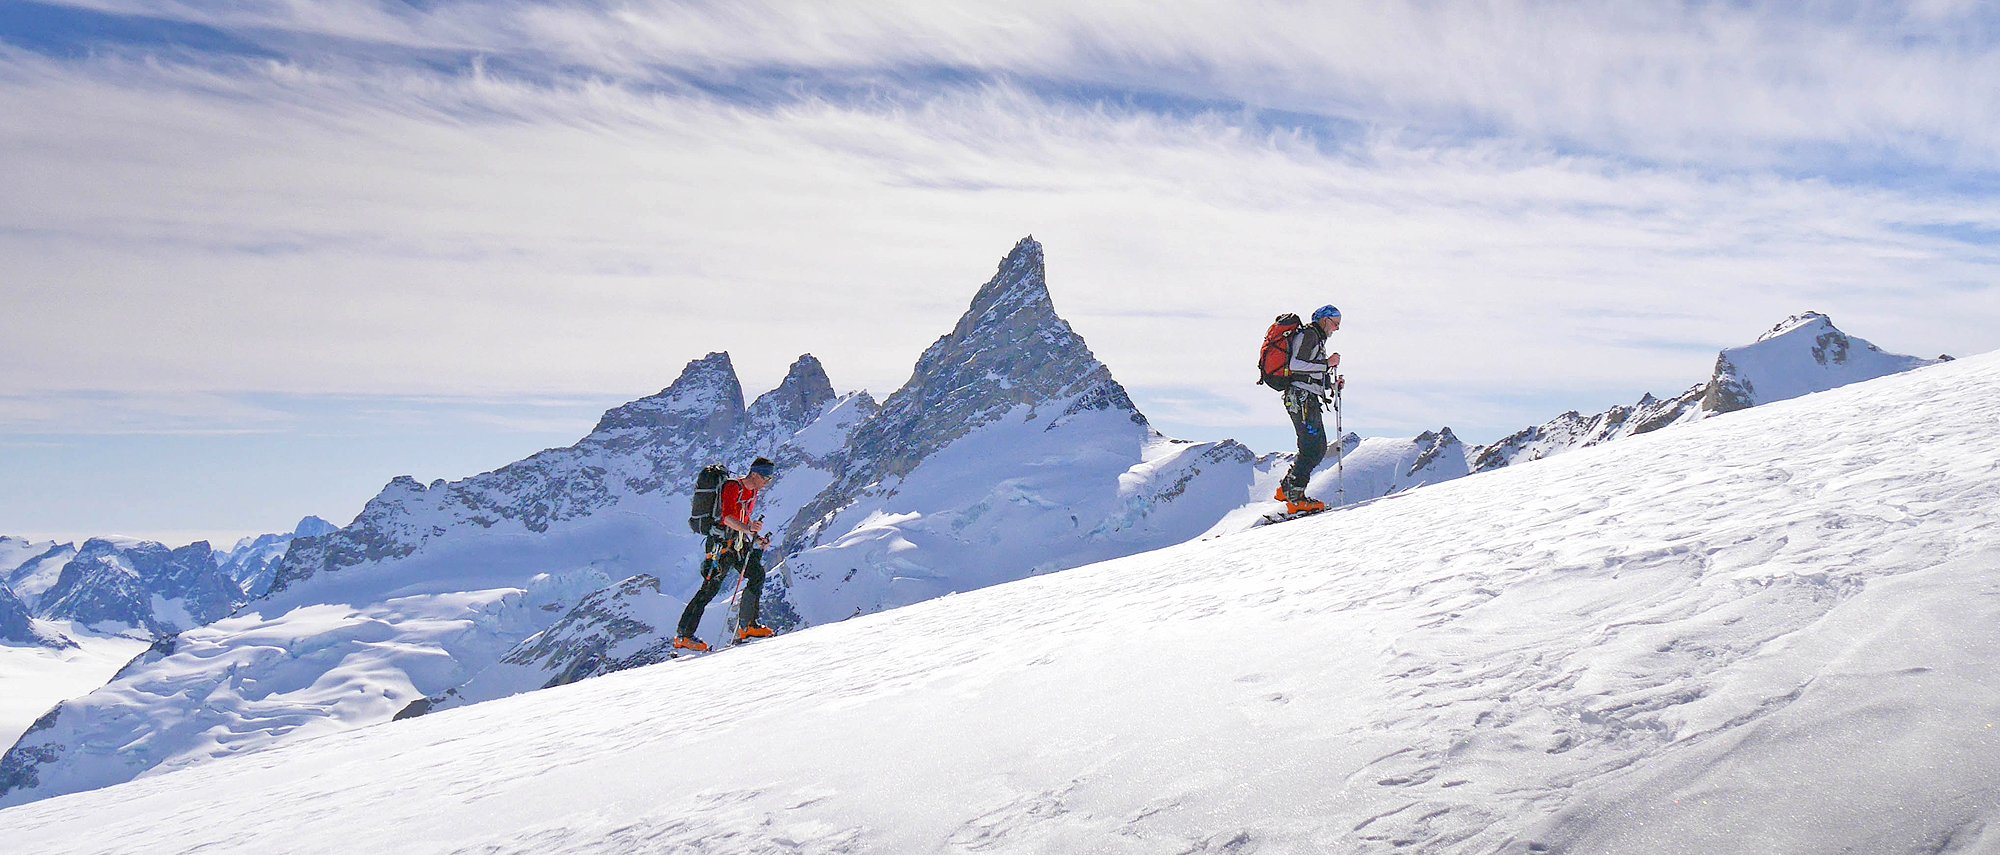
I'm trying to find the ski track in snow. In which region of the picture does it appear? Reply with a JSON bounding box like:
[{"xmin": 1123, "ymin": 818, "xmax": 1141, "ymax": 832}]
[{"xmin": 5, "ymin": 354, "xmax": 2000, "ymax": 854}]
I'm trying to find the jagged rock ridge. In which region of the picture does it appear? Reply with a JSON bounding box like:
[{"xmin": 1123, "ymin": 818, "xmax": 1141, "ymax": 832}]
[
  {"xmin": 781, "ymin": 236, "xmax": 1144, "ymax": 554},
  {"xmin": 39, "ymin": 539, "xmax": 240, "ymax": 636},
  {"xmin": 273, "ymin": 352, "xmax": 845, "ymax": 596},
  {"xmin": 0, "ymin": 583, "xmax": 50, "ymax": 646},
  {"xmin": 220, "ymin": 516, "xmax": 337, "ymax": 599}
]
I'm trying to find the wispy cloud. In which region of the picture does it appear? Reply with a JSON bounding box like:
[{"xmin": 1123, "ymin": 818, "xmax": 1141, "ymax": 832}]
[
  {"xmin": 20, "ymin": 1, "xmax": 2000, "ymax": 170},
  {"xmin": 0, "ymin": 390, "xmax": 620, "ymax": 437},
  {"xmin": 2, "ymin": 39, "xmax": 1994, "ymax": 422}
]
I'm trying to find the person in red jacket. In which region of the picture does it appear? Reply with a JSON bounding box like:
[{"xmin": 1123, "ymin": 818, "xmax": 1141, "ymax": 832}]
[{"xmin": 674, "ymin": 457, "xmax": 777, "ymax": 651}]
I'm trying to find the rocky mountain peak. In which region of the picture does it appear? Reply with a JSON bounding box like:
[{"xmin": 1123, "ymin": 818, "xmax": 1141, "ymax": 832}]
[
  {"xmin": 780, "ymin": 238, "xmax": 1145, "ymax": 552},
  {"xmin": 1755, "ymin": 311, "xmax": 1834, "ymax": 344},
  {"xmin": 591, "ymin": 352, "xmax": 746, "ymax": 437},
  {"xmin": 38, "ymin": 538, "xmax": 238, "ymax": 635},
  {"xmin": 1409, "ymin": 428, "xmax": 1465, "ymax": 477},
  {"xmin": 953, "ymin": 236, "xmax": 1051, "ymax": 336},
  {"xmin": 293, "ymin": 516, "xmax": 338, "ymax": 538},
  {"xmin": 0, "ymin": 582, "xmax": 37, "ymax": 643},
  {"xmin": 222, "ymin": 517, "xmax": 344, "ymax": 600},
  {"xmin": 748, "ymin": 354, "xmax": 840, "ymax": 451},
  {"xmin": 881, "ymin": 235, "xmax": 1140, "ymax": 433}
]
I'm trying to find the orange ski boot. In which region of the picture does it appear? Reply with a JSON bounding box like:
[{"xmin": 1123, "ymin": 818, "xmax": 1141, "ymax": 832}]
[
  {"xmin": 1282, "ymin": 486, "xmax": 1328, "ymax": 515},
  {"xmin": 735, "ymin": 625, "xmax": 775, "ymax": 643},
  {"xmin": 672, "ymin": 636, "xmax": 710, "ymax": 653}
]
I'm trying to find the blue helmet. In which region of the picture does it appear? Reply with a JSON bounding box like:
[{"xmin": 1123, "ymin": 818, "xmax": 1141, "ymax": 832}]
[{"xmin": 1311, "ymin": 304, "xmax": 1341, "ymax": 323}]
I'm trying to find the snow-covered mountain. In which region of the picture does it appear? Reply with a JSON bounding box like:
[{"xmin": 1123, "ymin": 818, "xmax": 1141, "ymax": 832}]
[
  {"xmin": 0, "ymin": 539, "xmax": 75, "ymax": 611},
  {"xmin": 1214, "ymin": 313, "xmax": 1938, "ymax": 523},
  {"xmin": 772, "ymin": 236, "xmax": 1261, "ymax": 625},
  {"xmin": 419, "ymin": 238, "xmax": 1271, "ymax": 704},
  {"xmin": 0, "ymin": 237, "xmax": 1267, "ymax": 806},
  {"xmin": 0, "ymin": 584, "xmax": 45, "ymax": 646},
  {"xmin": 1699, "ymin": 310, "xmax": 1943, "ymax": 413},
  {"xmin": 1467, "ymin": 311, "xmax": 1941, "ymax": 473},
  {"xmin": 1336, "ymin": 428, "xmax": 1470, "ymax": 500},
  {"xmin": 0, "ymin": 538, "xmax": 57, "ymax": 582},
  {"xmin": 3, "ymin": 344, "xmax": 1991, "ymax": 855},
  {"xmin": 36, "ymin": 538, "xmax": 241, "ymax": 637},
  {"xmin": 218, "ymin": 516, "xmax": 337, "ymax": 599},
  {"xmin": 2, "ymin": 533, "xmax": 277, "ymax": 636}
]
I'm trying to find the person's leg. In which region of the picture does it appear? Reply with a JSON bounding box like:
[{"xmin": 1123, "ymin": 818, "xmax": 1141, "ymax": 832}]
[
  {"xmin": 675, "ymin": 551, "xmax": 727, "ymax": 639},
  {"xmin": 1284, "ymin": 390, "xmax": 1327, "ymax": 491},
  {"xmin": 736, "ymin": 549, "xmax": 766, "ymax": 628}
]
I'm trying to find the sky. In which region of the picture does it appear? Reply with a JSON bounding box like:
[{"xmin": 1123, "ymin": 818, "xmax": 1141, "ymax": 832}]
[{"xmin": 2, "ymin": 0, "xmax": 1997, "ymax": 546}]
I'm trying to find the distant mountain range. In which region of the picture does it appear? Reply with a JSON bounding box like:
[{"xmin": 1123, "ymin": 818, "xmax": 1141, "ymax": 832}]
[
  {"xmin": 0, "ymin": 239, "xmax": 1946, "ymax": 808},
  {"xmin": 0, "ymin": 518, "xmax": 334, "ymax": 649}
]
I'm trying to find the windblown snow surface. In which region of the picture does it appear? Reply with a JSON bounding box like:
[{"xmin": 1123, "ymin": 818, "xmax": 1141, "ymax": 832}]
[{"xmin": 5, "ymin": 352, "xmax": 1998, "ymax": 854}]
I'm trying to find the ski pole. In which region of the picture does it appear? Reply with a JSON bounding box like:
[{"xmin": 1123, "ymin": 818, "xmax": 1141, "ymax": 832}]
[
  {"xmin": 1333, "ymin": 376, "xmax": 1345, "ymax": 507},
  {"xmin": 724, "ymin": 514, "xmax": 763, "ymax": 638}
]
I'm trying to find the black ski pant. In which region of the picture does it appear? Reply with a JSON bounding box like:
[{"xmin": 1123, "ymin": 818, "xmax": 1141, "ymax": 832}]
[
  {"xmin": 1283, "ymin": 387, "xmax": 1326, "ymax": 491},
  {"xmin": 675, "ymin": 536, "xmax": 766, "ymax": 639}
]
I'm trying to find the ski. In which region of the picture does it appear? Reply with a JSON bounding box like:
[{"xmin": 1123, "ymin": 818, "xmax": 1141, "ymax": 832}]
[{"xmin": 1254, "ymin": 507, "xmax": 1331, "ymax": 527}]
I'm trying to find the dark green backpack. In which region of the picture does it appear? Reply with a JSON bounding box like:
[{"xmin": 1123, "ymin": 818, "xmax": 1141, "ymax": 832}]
[{"xmin": 687, "ymin": 464, "xmax": 730, "ymax": 533}]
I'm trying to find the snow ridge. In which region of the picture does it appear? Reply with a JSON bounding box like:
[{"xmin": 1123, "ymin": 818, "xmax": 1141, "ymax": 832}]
[{"xmin": 1467, "ymin": 311, "xmax": 1934, "ymax": 473}]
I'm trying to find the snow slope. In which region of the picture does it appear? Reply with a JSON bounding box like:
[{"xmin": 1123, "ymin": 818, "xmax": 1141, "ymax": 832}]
[
  {"xmin": 0, "ymin": 628, "xmax": 151, "ymax": 749},
  {"xmin": 3, "ymin": 347, "xmax": 1993, "ymax": 853}
]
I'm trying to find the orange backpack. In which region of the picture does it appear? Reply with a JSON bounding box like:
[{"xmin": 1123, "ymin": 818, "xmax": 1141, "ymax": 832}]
[{"xmin": 1257, "ymin": 313, "xmax": 1302, "ymax": 390}]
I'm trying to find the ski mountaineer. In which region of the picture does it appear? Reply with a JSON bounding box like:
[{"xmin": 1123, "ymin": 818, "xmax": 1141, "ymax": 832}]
[
  {"xmin": 1273, "ymin": 304, "xmax": 1343, "ymax": 514},
  {"xmin": 673, "ymin": 457, "xmax": 779, "ymax": 652}
]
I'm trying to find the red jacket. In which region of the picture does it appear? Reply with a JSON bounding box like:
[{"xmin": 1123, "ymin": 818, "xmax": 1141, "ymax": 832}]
[{"xmin": 717, "ymin": 479, "xmax": 760, "ymax": 528}]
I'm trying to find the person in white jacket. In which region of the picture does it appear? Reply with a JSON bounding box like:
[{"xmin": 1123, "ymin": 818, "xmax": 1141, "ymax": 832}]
[{"xmin": 1274, "ymin": 304, "xmax": 1342, "ymax": 513}]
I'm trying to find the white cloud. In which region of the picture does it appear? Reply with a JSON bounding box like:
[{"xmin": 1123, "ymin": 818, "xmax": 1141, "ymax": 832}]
[{"xmin": 1, "ymin": 14, "xmax": 1996, "ymax": 449}]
